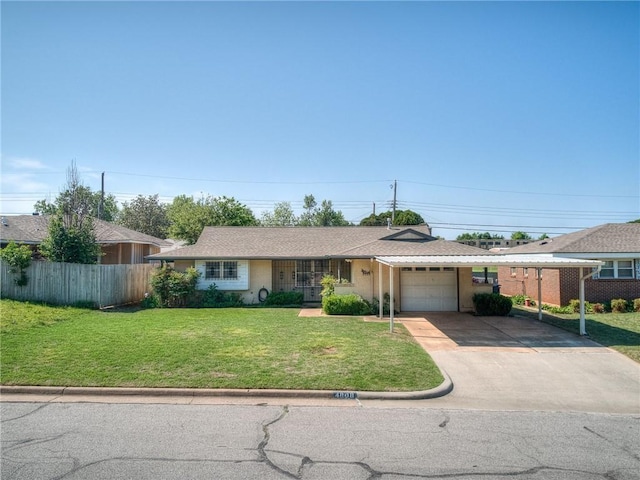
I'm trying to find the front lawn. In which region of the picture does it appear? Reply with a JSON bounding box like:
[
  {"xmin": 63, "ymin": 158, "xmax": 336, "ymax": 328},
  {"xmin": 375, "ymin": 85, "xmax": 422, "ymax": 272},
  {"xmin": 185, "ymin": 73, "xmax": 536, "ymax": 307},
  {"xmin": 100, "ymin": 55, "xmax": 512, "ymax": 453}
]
[
  {"xmin": 0, "ymin": 300, "xmax": 443, "ymax": 391},
  {"xmin": 512, "ymin": 306, "xmax": 640, "ymax": 363}
]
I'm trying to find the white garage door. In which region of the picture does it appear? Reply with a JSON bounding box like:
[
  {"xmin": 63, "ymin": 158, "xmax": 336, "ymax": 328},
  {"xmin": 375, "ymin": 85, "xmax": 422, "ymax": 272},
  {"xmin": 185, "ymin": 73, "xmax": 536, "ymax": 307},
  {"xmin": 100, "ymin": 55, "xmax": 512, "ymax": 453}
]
[{"xmin": 400, "ymin": 268, "xmax": 458, "ymax": 311}]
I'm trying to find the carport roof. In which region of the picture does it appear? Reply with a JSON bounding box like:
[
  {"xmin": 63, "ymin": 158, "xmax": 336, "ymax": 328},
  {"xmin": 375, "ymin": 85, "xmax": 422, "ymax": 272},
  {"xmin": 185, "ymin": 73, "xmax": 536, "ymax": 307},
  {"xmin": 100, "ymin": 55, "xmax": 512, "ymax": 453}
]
[{"xmin": 375, "ymin": 254, "xmax": 604, "ymax": 268}]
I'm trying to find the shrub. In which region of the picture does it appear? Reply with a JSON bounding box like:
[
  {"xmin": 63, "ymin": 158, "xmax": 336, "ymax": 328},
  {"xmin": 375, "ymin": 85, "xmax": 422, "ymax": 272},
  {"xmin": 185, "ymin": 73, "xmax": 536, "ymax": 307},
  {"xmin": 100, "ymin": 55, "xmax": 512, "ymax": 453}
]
[
  {"xmin": 150, "ymin": 264, "xmax": 200, "ymax": 307},
  {"xmin": 0, "ymin": 241, "xmax": 32, "ymax": 287},
  {"xmin": 371, "ymin": 293, "xmax": 392, "ymax": 316},
  {"xmin": 320, "ymin": 275, "xmax": 336, "ymax": 298},
  {"xmin": 140, "ymin": 293, "xmax": 161, "ymax": 309},
  {"xmin": 263, "ymin": 291, "xmax": 303, "ymax": 307},
  {"xmin": 472, "ymin": 293, "xmax": 512, "ymax": 316},
  {"xmin": 634, "ymin": 298, "xmax": 640, "ymax": 313},
  {"xmin": 511, "ymin": 294, "xmax": 526, "ymax": 305},
  {"xmin": 611, "ymin": 298, "xmax": 628, "ymax": 313},
  {"xmin": 592, "ymin": 303, "xmax": 605, "ymax": 314},
  {"xmin": 199, "ymin": 284, "xmax": 244, "ymax": 308},
  {"xmin": 322, "ymin": 293, "xmax": 372, "ymax": 315}
]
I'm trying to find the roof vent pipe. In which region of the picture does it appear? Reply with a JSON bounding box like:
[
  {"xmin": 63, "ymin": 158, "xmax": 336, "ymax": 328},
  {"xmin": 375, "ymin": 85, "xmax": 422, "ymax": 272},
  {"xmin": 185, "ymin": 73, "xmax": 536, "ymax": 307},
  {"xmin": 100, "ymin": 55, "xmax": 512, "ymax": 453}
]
[{"xmin": 387, "ymin": 218, "xmax": 391, "ymax": 230}]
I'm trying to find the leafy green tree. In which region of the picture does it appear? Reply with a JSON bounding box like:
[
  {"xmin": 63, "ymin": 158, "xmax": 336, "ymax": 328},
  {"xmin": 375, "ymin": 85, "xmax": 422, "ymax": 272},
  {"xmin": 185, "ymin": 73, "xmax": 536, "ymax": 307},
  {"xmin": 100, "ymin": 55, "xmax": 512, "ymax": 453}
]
[
  {"xmin": 0, "ymin": 241, "xmax": 33, "ymax": 286},
  {"xmin": 538, "ymin": 233, "xmax": 549, "ymax": 240},
  {"xmin": 629, "ymin": 219, "xmax": 640, "ymax": 223},
  {"xmin": 298, "ymin": 194, "xmax": 350, "ymax": 226},
  {"xmin": 117, "ymin": 194, "xmax": 170, "ymax": 239},
  {"xmin": 40, "ymin": 215, "xmax": 102, "ymax": 264},
  {"xmin": 35, "ymin": 188, "xmax": 118, "ymax": 222},
  {"xmin": 209, "ymin": 196, "xmax": 258, "ymax": 226},
  {"xmin": 456, "ymin": 232, "xmax": 504, "ymax": 241},
  {"xmin": 260, "ymin": 201, "xmax": 298, "ymax": 226},
  {"xmin": 511, "ymin": 231, "xmax": 533, "ymax": 240},
  {"xmin": 167, "ymin": 195, "xmax": 258, "ymax": 244},
  {"xmin": 39, "ymin": 162, "xmax": 103, "ymax": 264},
  {"xmin": 359, "ymin": 209, "xmax": 424, "ymax": 226}
]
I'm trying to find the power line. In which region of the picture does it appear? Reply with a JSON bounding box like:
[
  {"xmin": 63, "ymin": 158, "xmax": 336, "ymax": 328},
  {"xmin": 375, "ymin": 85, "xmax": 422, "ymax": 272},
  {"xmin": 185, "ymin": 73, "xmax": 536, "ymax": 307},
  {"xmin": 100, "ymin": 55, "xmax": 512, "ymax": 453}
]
[{"xmin": 400, "ymin": 179, "xmax": 638, "ymax": 199}]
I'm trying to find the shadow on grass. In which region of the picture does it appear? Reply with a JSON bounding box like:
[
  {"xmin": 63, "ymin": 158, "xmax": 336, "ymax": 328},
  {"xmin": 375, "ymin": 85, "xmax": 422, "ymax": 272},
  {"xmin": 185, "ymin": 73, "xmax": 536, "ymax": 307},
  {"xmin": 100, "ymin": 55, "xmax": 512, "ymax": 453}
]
[{"xmin": 512, "ymin": 307, "xmax": 640, "ymax": 348}]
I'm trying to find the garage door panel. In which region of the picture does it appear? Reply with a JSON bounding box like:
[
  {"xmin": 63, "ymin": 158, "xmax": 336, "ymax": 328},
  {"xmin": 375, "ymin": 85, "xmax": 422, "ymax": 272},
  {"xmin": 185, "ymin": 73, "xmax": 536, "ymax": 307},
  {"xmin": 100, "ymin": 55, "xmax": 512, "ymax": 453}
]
[{"xmin": 401, "ymin": 270, "xmax": 457, "ymax": 312}]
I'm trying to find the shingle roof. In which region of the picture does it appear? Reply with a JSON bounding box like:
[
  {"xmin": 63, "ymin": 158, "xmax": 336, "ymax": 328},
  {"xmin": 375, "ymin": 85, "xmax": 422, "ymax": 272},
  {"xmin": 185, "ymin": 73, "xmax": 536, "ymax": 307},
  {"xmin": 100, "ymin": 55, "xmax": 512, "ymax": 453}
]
[
  {"xmin": 0, "ymin": 215, "xmax": 170, "ymax": 248},
  {"xmin": 504, "ymin": 223, "xmax": 640, "ymax": 255},
  {"xmin": 148, "ymin": 226, "xmax": 489, "ymax": 260}
]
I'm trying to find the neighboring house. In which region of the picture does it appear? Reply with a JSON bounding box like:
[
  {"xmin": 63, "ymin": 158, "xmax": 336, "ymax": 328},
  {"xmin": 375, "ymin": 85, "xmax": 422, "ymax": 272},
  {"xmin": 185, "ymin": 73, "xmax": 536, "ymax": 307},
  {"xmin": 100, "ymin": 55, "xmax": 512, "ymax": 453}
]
[
  {"xmin": 0, "ymin": 214, "xmax": 170, "ymax": 264},
  {"xmin": 147, "ymin": 225, "xmax": 601, "ymax": 316},
  {"xmin": 456, "ymin": 238, "xmax": 533, "ymax": 250},
  {"xmin": 497, "ymin": 223, "xmax": 640, "ymax": 305}
]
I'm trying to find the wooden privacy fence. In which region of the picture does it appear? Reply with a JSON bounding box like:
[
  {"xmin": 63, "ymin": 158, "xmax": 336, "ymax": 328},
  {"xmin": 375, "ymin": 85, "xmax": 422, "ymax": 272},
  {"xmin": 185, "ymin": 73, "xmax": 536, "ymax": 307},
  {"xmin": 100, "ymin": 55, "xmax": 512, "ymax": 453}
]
[{"xmin": 0, "ymin": 261, "xmax": 156, "ymax": 307}]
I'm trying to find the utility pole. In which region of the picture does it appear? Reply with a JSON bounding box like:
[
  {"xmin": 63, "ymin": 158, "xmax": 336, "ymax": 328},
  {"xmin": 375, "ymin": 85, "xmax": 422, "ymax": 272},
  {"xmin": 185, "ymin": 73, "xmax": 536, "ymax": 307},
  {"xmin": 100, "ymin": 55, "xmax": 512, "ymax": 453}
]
[
  {"xmin": 391, "ymin": 179, "xmax": 397, "ymax": 224},
  {"xmin": 372, "ymin": 202, "xmax": 376, "ymax": 216},
  {"xmin": 99, "ymin": 172, "xmax": 105, "ymax": 220}
]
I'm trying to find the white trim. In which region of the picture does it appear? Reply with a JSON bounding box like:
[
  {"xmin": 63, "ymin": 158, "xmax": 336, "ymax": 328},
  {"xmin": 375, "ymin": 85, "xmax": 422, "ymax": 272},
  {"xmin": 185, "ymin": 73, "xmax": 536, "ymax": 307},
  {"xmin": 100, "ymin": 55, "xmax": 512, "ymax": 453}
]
[
  {"xmin": 375, "ymin": 254, "xmax": 603, "ymax": 268},
  {"xmin": 554, "ymin": 253, "xmax": 640, "ymax": 260}
]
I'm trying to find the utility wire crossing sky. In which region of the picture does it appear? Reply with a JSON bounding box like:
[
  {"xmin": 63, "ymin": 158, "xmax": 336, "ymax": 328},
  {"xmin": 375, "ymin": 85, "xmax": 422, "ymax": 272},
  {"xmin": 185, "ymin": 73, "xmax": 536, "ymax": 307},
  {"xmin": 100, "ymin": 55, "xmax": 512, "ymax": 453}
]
[{"xmin": 1, "ymin": 1, "xmax": 638, "ymax": 238}]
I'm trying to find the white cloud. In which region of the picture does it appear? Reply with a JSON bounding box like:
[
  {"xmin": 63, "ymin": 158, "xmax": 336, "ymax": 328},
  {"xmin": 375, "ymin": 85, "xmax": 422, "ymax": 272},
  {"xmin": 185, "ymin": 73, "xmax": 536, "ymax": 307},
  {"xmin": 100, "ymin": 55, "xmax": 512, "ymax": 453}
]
[
  {"xmin": 0, "ymin": 173, "xmax": 52, "ymax": 193},
  {"xmin": 5, "ymin": 157, "xmax": 51, "ymax": 171}
]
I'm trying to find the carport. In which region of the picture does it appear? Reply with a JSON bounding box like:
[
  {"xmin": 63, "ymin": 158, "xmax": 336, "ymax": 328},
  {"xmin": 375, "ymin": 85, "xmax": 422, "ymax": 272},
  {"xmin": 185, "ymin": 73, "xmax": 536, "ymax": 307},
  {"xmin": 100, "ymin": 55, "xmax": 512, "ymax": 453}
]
[{"xmin": 375, "ymin": 254, "xmax": 604, "ymax": 335}]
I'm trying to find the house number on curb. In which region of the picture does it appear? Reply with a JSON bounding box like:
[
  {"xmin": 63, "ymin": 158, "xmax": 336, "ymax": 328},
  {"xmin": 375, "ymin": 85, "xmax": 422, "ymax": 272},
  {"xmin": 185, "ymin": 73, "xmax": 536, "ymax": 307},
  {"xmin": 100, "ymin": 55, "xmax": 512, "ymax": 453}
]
[{"xmin": 333, "ymin": 392, "xmax": 358, "ymax": 399}]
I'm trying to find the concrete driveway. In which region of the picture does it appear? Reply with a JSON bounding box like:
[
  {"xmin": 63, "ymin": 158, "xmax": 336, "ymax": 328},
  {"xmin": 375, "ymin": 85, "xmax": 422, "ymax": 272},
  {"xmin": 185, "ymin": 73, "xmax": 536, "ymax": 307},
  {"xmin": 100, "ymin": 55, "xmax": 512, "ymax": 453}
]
[{"xmin": 400, "ymin": 313, "xmax": 640, "ymax": 414}]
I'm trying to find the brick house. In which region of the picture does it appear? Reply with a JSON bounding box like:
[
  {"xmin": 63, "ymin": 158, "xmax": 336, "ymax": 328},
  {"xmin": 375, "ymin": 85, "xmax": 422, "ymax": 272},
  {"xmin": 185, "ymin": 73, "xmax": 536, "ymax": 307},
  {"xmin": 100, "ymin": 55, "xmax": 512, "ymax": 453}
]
[{"xmin": 497, "ymin": 223, "xmax": 640, "ymax": 306}]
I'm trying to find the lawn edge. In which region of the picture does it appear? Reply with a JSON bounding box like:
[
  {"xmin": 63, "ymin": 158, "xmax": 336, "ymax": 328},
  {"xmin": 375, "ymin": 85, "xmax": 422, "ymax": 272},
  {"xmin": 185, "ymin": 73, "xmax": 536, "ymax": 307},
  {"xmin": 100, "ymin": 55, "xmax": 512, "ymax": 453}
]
[{"xmin": 0, "ymin": 370, "xmax": 452, "ymax": 401}]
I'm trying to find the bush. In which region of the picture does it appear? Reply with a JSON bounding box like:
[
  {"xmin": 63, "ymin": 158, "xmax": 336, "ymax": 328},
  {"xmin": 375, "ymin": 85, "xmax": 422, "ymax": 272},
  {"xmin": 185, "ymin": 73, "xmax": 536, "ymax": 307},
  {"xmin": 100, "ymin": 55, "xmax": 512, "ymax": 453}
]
[
  {"xmin": 611, "ymin": 298, "xmax": 628, "ymax": 313},
  {"xmin": 320, "ymin": 275, "xmax": 336, "ymax": 298},
  {"xmin": 322, "ymin": 294, "xmax": 372, "ymax": 316},
  {"xmin": 371, "ymin": 293, "xmax": 392, "ymax": 316},
  {"xmin": 634, "ymin": 298, "xmax": 640, "ymax": 313},
  {"xmin": 198, "ymin": 284, "xmax": 244, "ymax": 308},
  {"xmin": 472, "ymin": 293, "xmax": 512, "ymax": 316},
  {"xmin": 0, "ymin": 241, "xmax": 32, "ymax": 287},
  {"xmin": 592, "ymin": 303, "xmax": 605, "ymax": 314},
  {"xmin": 150, "ymin": 264, "xmax": 200, "ymax": 308},
  {"xmin": 263, "ymin": 291, "xmax": 304, "ymax": 307},
  {"xmin": 140, "ymin": 293, "xmax": 161, "ymax": 309}
]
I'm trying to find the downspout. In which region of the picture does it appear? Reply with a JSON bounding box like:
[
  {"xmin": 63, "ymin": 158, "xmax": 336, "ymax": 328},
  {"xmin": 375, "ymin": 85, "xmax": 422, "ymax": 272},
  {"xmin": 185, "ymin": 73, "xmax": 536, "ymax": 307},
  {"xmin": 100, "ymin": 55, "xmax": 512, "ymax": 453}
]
[{"xmin": 579, "ymin": 266, "xmax": 601, "ymax": 336}]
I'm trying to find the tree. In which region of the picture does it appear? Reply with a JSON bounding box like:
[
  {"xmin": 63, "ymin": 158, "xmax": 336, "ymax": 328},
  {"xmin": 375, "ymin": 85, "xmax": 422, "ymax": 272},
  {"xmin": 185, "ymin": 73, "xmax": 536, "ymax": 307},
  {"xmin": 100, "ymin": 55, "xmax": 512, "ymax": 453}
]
[
  {"xmin": 456, "ymin": 232, "xmax": 504, "ymax": 241},
  {"xmin": 167, "ymin": 195, "xmax": 258, "ymax": 245},
  {"xmin": 511, "ymin": 231, "xmax": 533, "ymax": 240},
  {"xmin": 260, "ymin": 201, "xmax": 298, "ymax": 226},
  {"xmin": 40, "ymin": 215, "xmax": 102, "ymax": 264},
  {"xmin": 117, "ymin": 194, "xmax": 170, "ymax": 239},
  {"xmin": 35, "ymin": 189, "xmax": 118, "ymax": 222},
  {"xmin": 538, "ymin": 233, "xmax": 549, "ymax": 240},
  {"xmin": 359, "ymin": 209, "xmax": 424, "ymax": 226},
  {"xmin": 39, "ymin": 162, "xmax": 102, "ymax": 264},
  {"xmin": 298, "ymin": 194, "xmax": 350, "ymax": 227}
]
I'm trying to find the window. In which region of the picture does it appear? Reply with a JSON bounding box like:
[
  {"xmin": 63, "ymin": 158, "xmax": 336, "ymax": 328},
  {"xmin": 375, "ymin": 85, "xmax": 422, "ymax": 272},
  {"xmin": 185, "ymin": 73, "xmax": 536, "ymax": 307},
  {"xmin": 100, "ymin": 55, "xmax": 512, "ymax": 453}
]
[
  {"xmin": 205, "ymin": 261, "xmax": 221, "ymax": 280},
  {"xmin": 416, "ymin": 267, "xmax": 426, "ymax": 271},
  {"xmin": 443, "ymin": 267, "xmax": 455, "ymax": 271},
  {"xmin": 523, "ymin": 268, "xmax": 529, "ymax": 278},
  {"xmin": 205, "ymin": 261, "xmax": 238, "ymax": 280},
  {"xmin": 429, "ymin": 267, "xmax": 441, "ymax": 271},
  {"xmin": 510, "ymin": 267, "xmax": 516, "ymax": 277},
  {"xmin": 223, "ymin": 261, "xmax": 238, "ymax": 280},
  {"xmin": 599, "ymin": 260, "xmax": 635, "ymax": 279}
]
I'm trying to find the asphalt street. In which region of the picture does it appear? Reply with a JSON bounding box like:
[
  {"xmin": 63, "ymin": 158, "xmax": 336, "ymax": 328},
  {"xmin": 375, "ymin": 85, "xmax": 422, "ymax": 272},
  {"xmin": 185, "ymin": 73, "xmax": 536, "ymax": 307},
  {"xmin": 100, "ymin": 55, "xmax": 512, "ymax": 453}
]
[{"xmin": 2, "ymin": 402, "xmax": 639, "ymax": 480}]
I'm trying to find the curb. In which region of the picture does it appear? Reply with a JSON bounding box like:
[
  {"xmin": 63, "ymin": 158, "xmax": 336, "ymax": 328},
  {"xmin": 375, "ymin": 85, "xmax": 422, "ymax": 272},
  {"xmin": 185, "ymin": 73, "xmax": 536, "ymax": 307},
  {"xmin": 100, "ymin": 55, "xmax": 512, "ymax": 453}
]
[{"xmin": 0, "ymin": 370, "xmax": 452, "ymax": 402}]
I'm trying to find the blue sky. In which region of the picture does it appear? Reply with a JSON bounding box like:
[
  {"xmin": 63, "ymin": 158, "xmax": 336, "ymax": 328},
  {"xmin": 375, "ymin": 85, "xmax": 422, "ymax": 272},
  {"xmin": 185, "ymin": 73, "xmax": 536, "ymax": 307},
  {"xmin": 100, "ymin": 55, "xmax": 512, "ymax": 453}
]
[{"xmin": 2, "ymin": 1, "xmax": 638, "ymax": 239}]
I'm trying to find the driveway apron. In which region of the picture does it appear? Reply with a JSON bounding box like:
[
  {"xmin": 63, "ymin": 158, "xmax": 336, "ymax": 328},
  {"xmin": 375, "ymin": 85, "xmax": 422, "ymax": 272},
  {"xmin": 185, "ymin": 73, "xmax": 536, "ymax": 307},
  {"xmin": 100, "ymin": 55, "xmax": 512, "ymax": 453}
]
[{"xmin": 400, "ymin": 313, "xmax": 640, "ymax": 414}]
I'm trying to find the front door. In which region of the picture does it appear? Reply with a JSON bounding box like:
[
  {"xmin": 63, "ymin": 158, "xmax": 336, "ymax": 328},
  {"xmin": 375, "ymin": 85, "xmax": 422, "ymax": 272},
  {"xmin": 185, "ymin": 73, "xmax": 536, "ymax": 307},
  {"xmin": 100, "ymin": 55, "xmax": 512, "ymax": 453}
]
[{"xmin": 296, "ymin": 260, "xmax": 328, "ymax": 302}]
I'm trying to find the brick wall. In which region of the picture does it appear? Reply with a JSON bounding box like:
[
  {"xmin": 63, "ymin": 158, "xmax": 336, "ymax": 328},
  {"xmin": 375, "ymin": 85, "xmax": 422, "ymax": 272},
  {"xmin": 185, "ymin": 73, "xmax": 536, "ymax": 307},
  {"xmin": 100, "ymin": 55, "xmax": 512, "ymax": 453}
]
[
  {"xmin": 497, "ymin": 267, "xmax": 562, "ymax": 305},
  {"xmin": 499, "ymin": 266, "xmax": 640, "ymax": 306}
]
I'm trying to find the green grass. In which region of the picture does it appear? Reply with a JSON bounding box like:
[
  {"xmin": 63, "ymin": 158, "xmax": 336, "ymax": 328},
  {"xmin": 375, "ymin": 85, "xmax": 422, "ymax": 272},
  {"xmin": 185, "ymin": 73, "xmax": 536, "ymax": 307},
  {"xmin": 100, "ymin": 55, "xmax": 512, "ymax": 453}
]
[
  {"xmin": 513, "ymin": 306, "xmax": 640, "ymax": 363},
  {"xmin": 0, "ymin": 300, "xmax": 443, "ymax": 391}
]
